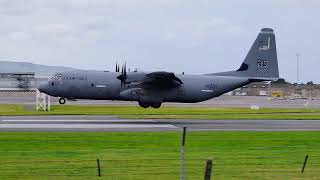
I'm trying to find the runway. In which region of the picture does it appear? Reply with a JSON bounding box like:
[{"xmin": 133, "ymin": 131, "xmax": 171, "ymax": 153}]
[
  {"xmin": 1, "ymin": 92, "xmax": 320, "ymax": 108},
  {"xmin": 1, "ymin": 116, "xmax": 320, "ymax": 131}
]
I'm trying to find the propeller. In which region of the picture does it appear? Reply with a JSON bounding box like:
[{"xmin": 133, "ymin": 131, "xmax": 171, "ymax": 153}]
[
  {"xmin": 117, "ymin": 62, "xmax": 127, "ymax": 88},
  {"xmin": 115, "ymin": 62, "xmax": 120, "ymax": 72}
]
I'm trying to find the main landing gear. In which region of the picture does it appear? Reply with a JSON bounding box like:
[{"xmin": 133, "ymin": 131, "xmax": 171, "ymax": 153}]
[
  {"xmin": 138, "ymin": 101, "xmax": 162, "ymax": 109},
  {"xmin": 151, "ymin": 102, "xmax": 162, "ymax": 109},
  {"xmin": 59, "ymin": 98, "xmax": 66, "ymax": 105}
]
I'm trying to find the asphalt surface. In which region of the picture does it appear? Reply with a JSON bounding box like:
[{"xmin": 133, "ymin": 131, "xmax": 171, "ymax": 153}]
[
  {"xmin": 1, "ymin": 116, "xmax": 320, "ymax": 131},
  {"xmin": 1, "ymin": 92, "xmax": 320, "ymax": 108}
]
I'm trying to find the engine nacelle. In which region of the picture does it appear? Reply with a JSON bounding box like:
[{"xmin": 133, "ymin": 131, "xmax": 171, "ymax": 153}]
[
  {"xmin": 119, "ymin": 88, "xmax": 163, "ymax": 104},
  {"xmin": 119, "ymin": 88, "xmax": 143, "ymax": 101}
]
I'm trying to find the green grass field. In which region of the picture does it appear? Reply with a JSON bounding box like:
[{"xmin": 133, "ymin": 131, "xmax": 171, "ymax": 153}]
[
  {"xmin": 1, "ymin": 104, "xmax": 320, "ymax": 120},
  {"xmin": 0, "ymin": 131, "xmax": 319, "ymax": 179}
]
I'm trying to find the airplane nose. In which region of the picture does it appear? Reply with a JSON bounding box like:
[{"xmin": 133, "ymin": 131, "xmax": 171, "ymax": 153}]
[{"xmin": 37, "ymin": 82, "xmax": 49, "ymax": 93}]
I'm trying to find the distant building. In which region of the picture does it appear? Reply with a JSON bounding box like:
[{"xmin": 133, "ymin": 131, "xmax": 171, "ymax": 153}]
[
  {"xmin": 233, "ymin": 81, "xmax": 270, "ymax": 96},
  {"xmin": 230, "ymin": 81, "xmax": 320, "ymax": 98},
  {"xmin": 0, "ymin": 72, "xmax": 36, "ymax": 91}
]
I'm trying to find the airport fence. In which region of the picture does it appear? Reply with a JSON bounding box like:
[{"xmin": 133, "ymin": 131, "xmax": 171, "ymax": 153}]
[{"xmin": 0, "ymin": 154, "xmax": 319, "ymax": 179}]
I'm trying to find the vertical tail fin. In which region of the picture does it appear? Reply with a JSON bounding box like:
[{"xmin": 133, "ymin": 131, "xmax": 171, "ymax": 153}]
[{"xmin": 237, "ymin": 28, "xmax": 279, "ymax": 80}]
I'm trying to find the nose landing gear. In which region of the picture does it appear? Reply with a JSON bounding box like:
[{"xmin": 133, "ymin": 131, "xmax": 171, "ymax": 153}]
[{"xmin": 59, "ymin": 98, "xmax": 66, "ymax": 105}]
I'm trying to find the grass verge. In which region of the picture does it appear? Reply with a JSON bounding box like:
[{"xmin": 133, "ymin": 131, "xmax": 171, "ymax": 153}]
[
  {"xmin": 1, "ymin": 104, "xmax": 320, "ymax": 120},
  {"xmin": 0, "ymin": 131, "xmax": 319, "ymax": 179}
]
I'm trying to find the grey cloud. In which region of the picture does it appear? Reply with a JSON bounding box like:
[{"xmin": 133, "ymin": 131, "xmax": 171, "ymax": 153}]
[
  {"xmin": 0, "ymin": 0, "xmax": 319, "ymax": 83},
  {"xmin": 8, "ymin": 31, "xmax": 31, "ymax": 40}
]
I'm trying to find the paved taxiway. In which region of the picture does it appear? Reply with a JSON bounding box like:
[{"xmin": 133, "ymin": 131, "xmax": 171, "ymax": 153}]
[
  {"xmin": 1, "ymin": 92, "xmax": 320, "ymax": 108},
  {"xmin": 0, "ymin": 116, "xmax": 320, "ymax": 131}
]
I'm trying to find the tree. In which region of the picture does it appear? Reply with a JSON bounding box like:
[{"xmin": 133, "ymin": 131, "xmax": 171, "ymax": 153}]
[
  {"xmin": 307, "ymin": 81, "xmax": 314, "ymax": 85},
  {"xmin": 271, "ymin": 78, "xmax": 286, "ymax": 84}
]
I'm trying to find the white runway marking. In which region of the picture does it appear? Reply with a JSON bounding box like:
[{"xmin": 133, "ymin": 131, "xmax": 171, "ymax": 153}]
[
  {"xmin": 2, "ymin": 119, "xmax": 155, "ymax": 123},
  {"xmin": 197, "ymin": 129, "xmax": 320, "ymax": 131},
  {"xmin": 0, "ymin": 124, "xmax": 177, "ymax": 129}
]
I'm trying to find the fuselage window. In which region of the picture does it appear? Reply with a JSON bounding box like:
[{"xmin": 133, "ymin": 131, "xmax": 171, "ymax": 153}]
[
  {"xmin": 91, "ymin": 83, "xmax": 94, "ymax": 87},
  {"xmin": 51, "ymin": 82, "xmax": 54, "ymax": 86}
]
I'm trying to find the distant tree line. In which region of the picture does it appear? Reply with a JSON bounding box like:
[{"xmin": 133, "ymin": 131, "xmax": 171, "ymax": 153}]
[{"xmin": 270, "ymin": 78, "xmax": 315, "ymax": 85}]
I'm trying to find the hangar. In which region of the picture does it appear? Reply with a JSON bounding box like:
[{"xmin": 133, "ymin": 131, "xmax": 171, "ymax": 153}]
[{"xmin": 0, "ymin": 72, "xmax": 36, "ymax": 91}]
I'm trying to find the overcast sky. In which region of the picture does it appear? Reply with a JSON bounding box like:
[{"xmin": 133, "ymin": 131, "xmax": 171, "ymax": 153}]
[{"xmin": 0, "ymin": 0, "xmax": 319, "ymax": 83}]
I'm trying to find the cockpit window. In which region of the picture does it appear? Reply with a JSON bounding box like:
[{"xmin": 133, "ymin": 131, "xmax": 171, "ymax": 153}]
[{"xmin": 50, "ymin": 74, "xmax": 63, "ymax": 81}]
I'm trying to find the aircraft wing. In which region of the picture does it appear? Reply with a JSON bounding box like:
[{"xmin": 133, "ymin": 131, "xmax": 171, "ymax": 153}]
[
  {"xmin": 118, "ymin": 70, "xmax": 183, "ymax": 88},
  {"xmin": 144, "ymin": 71, "xmax": 183, "ymax": 85}
]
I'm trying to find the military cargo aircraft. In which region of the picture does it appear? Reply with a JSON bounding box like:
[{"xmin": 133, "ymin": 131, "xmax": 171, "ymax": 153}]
[{"xmin": 38, "ymin": 28, "xmax": 279, "ymax": 108}]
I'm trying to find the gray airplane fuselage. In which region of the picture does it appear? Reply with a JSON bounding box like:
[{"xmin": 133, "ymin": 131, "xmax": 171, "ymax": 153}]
[
  {"xmin": 42, "ymin": 71, "xmax": 250, "ymax": 103},
  {"xmin": 38, "ymin": 28, "xmax": 279, "ymax": 108}
]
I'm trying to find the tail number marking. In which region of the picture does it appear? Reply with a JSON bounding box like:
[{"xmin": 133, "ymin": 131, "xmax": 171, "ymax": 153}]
[{"xmin": 257, "ymin": 59, "xmax": 268, "ymax": 67}]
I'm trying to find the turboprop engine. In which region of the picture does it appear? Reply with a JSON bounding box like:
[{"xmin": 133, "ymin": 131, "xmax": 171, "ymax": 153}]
[
  {"xmin": 119, "ymin": 88, "xmax": 162, "ymax": 108},
  {"xmin": 119, "ymin": 88, "xmax": 143, "ymax": 101}
]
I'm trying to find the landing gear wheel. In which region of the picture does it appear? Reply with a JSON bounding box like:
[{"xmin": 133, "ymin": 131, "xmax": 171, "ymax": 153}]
[
  {"xmin": 59, "ymin": 98, "xmax": 66, "ymax": 105},
  {"xmin": 138, "ymin": 101, "xmax": 150, "ymax": 108},
  {"xmin": 151, "ymin": 102, "xmax": 162, "ymax": 109}
]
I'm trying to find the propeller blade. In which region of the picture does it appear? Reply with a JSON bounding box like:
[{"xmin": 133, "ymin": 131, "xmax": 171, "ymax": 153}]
[
  {"xmin": 116, "ymin": 63, "xmax": 128, "ymax": 88},
  {"xmin": 124, "ymin": 62, "xmax": 127, "ymax": 78}
]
